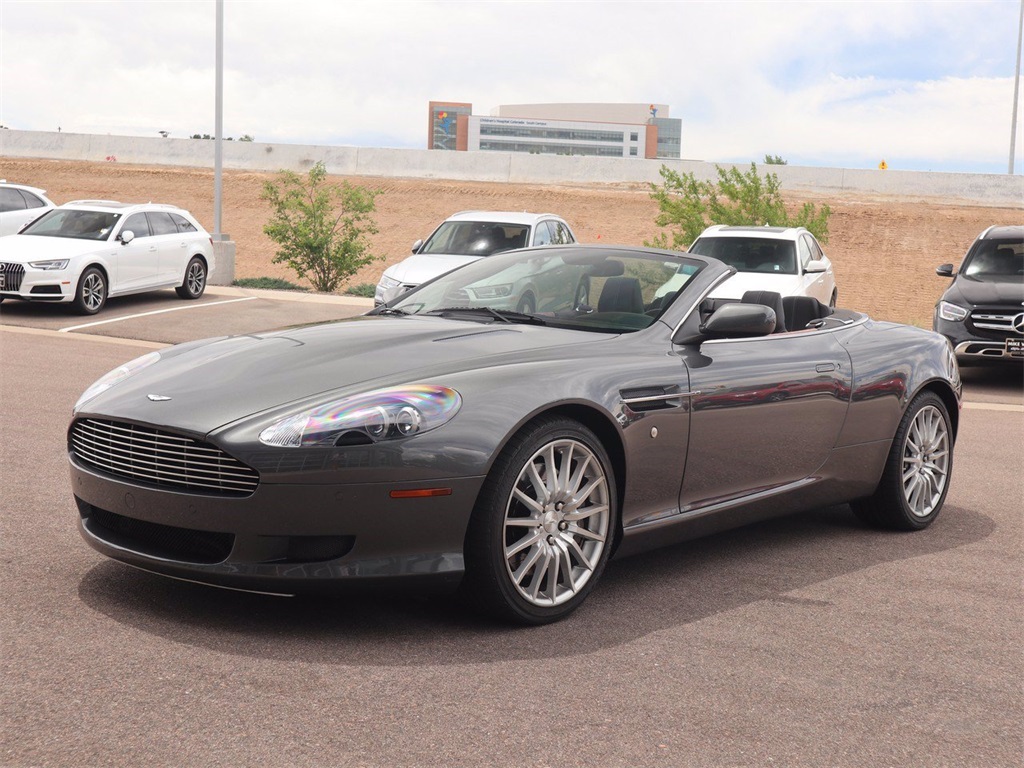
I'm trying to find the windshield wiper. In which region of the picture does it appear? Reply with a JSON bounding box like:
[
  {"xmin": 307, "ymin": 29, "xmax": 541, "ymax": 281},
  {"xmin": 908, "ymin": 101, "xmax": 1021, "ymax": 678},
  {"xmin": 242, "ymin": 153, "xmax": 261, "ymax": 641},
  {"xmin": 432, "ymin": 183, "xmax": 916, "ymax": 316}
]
[
  {"xmin": 373, "ymin": 307, "xmax": 410, "ymax": 316},
  {"xmin": 423, "ymin": 307, "xmax": 547, "ymax": 325}
]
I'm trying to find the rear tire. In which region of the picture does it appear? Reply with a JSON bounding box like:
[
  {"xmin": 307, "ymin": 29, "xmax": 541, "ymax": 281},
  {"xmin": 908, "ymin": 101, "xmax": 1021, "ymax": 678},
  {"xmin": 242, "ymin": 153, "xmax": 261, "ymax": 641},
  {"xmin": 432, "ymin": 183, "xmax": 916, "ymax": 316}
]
[
  {"xmin": 462, "ymin": 416, "xmax": 617, "ymax": 624},
  {"xmin": 829, "ymin": 290, "xmax": 838, "ymax": 309},
  {"xmin": 73, "ymin": 267, "xmax": 107, "ymax": 315},
  {"xmin": 175, "ymin": 257, "xmax": 207, "ymax": 300},
  {"xmin": 851, "ymin": 391, "xmax": 952, "ymax": 530}
]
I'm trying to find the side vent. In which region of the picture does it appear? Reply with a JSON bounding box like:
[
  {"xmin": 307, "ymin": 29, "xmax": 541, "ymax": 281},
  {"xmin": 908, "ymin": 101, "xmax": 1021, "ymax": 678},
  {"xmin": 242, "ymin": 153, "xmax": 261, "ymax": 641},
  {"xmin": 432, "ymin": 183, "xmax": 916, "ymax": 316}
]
[{"xmin": 620, "ymin": 386, "xmax": 684, "ymax": 413}]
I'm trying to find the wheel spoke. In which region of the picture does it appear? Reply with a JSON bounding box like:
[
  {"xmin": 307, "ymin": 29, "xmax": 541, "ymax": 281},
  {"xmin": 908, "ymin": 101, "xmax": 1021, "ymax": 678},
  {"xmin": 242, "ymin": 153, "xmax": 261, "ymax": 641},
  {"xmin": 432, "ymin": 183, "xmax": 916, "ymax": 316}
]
[
  {"xmin": 566, "ymin": 453, "xmax": 593, "ymax": 496},
  {"xmin": 512, "ymin": 487, "xmax": 543, "ymax": 514},
  {"xmin": 512, "ymin": 544, "xmax": 544, "ymax": 586},
  {"xmin": 555, "ymin": 540, "xmax": 576, "ymax": 593},
  {"xmin": 568, "ymin": 522, "xmax": 606, "ymax": 543},
  {"xmin": 564, "ymin": 502, "xmax": 609, "ymax": 523},
  {"xmin": 563, "ymin": 535, "xmax": 594, "ymax": 571},
  {"xmin": 530, "ymin": 550, "xmax": 553, "ymax": 601},
  {"xmin": 505, "ymin": 530, "xmax": 542, "ymax": 560}
]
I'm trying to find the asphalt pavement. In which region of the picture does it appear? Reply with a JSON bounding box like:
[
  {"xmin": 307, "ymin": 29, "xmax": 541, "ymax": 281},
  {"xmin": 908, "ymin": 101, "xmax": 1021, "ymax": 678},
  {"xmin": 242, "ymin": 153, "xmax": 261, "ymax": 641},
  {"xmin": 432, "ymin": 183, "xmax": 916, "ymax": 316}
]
[{"xmin": 1, "ymin": 290, "xmax": 1021, "ymax": 767}]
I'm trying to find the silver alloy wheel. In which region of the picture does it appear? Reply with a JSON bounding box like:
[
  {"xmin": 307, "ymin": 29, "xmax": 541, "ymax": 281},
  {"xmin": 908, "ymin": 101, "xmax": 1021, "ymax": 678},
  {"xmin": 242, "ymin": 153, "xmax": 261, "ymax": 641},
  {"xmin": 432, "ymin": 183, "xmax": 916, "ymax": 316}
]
[
  {"xmin": 82, "ymin": 272, "xmax": 105, "ymax": 312},
  {"xmin": 186, "ymin": 261, "xmax": 205, "ymax": 295},
  {"xmin": 901, "ymin": 404, "xmax": 949, "ymax": 517},
  {"xmin": 503, "ymin": 438, "xmax": 610, "ymax": 607}
]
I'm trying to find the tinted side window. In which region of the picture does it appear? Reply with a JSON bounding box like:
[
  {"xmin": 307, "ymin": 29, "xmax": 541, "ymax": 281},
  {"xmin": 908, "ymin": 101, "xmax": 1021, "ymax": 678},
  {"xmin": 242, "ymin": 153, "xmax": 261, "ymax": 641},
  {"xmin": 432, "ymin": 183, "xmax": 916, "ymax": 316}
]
[
  {"xmin": 797, "ymin": 236, "xmax": 812, "ymax": 269},
  {"xmin": 122, "ymin": 213, "xmax": 151, "ymax": 238},
  {"xmin": 533, "ymin": 221, "xmax": 554, "ymax": 246},
  {"xmin": 550, "ymin": 222, "xmax": 573, "ymax": 244},
  {"xmin": 148, "ymin": 212, "xmax": 178, "ymax": 236},
  {"xmin": 0, "ymin": 188, "xmax": 27, "ymax": 212},
  {"xmin": 17, "ymin": 190, "xmax": 46, "ymax": 209},
  {"xmin": 170, "ymin": 213, "xmax": 198, "ymax": 233},
  {"xmin": 805, "ymin": 234, "xmax": 824, "ymax": 261}
]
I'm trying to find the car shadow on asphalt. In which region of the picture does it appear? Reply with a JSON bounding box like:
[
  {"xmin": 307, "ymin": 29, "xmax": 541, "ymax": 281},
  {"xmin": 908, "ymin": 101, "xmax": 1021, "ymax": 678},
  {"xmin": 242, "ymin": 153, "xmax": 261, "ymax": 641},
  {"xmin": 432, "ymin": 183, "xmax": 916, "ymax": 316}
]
[{"xmin": 77, "ymin": 503, "xmax": 994, "ymax": 664}]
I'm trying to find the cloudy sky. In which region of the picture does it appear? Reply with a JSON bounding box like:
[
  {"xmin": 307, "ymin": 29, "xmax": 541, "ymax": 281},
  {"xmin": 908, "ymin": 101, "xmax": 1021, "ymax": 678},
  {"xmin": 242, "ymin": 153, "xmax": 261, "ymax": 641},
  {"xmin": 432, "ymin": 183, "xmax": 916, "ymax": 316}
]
[{"xmin": 1, "ymin": 0, "xmax": 1022, "ymax": 174}]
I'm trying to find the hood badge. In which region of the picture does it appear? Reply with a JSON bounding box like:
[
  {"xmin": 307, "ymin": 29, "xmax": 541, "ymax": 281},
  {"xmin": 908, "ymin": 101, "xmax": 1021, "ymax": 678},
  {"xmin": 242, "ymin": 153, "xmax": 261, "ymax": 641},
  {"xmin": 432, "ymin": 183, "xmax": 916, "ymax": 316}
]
[{"xmin": 147, "ymin": 394, "xmax": 172, "ymax": 402}]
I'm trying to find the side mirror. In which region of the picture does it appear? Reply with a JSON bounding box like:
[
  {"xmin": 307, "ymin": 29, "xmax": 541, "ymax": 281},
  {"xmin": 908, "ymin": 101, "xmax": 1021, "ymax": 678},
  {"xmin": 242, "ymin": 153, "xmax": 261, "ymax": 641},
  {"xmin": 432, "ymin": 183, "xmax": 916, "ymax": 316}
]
[
  {"xmin": 119, "ymin": 230, "xmax": 135, "ymax": 245},
  {"xmin": 805, "ymin": 259, "xmax": 828, "ymax": 274},
  {"xmin": 411, "ymin": 239, "xmax": 423, "ymax": 254},
  {"xmin": 699, "ymin": 302, "xmax": 776, "ymax": 339},
  {"xmin": 935, "ymin": 263, "xmax": 955, "ymax": 277}
]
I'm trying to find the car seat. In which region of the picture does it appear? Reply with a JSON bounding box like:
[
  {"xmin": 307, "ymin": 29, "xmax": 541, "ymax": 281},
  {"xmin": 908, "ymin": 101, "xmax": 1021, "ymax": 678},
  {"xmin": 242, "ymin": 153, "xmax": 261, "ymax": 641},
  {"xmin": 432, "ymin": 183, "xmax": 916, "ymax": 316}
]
[
  {"xmin": 598, "ymin": 277, "xmax": 644, "ymax": 314},
  {"xmin": 740, "ymin": 290, "xmax": 787, "ymax": 333}
]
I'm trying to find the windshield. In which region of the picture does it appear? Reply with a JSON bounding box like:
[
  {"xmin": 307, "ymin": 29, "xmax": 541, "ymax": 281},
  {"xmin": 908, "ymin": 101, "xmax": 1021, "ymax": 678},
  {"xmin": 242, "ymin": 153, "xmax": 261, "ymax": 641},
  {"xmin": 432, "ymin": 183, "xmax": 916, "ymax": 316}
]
[
  {"xmin": 690, "ymin": 236, "xmax": 797, "ymax": 275},
  {"xmin": 21, "ymin": 209, "xmax": 121, "ymax": 241},
  {"xmin": 389, "ymin": 247, "xmax": 704, "ymax": 333},
  {"xmin": 420, "ymin": 220, "xmax": 529, "ymax": 256},
  {"xmin": 962, "ymin": 237, "xmax": 1024, "ymax": 283}
]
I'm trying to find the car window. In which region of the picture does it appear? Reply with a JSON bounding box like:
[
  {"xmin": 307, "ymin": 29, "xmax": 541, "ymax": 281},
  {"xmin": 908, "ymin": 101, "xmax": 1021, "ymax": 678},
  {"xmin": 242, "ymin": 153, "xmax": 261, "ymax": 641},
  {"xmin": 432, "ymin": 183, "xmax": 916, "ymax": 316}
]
[
  {"xmin": 122, "ymin": 213, "xmax": 151, "ymax": 239},
  {"xmin": 805, "ymin": 234, "xmax": 824, "ymax": 261},
  {"xmin": 392, "ymin": 249, "xmax": 704, "ymax": 333},
  {"xmin": 533, "ymin": 221, "xmax": 553, "ymax": 246},
  {"xmin": 0, "ymin": 188, "xmax": 27, "ymax": 212},
  {"xmin": 690, "ymin": 236, "xmax": 798, "ymax": 275},
  {"xmin": 962, "ymin": 238, "xmax": 1024, "ymax": 282},
  {"xmin": 421, "ymin": 221, "xmax": 528, "ymax": 256},
  {"xmin": 798, "ymin": 236, "xmax": 813, "ymax": 269},
  {"xmin": 21, "ymin": 209, "xmax": 121, "ymax": 240},
  {"xmin": 148, "ymin": 212, "xmax": 178, "ymax": 236},
  {"xmin": 170, "ymin": 213, "xmax": 198, "ymax": 233},
  {"xmin": 550, "ymin": 221, "xmax": 574, "ymax": 245}
]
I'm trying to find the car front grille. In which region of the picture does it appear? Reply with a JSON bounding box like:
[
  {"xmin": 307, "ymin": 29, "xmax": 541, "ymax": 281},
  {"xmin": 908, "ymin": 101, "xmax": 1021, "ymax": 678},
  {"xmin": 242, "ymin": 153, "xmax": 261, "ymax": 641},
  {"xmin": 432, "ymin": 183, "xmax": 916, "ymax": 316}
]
[
  {"xmin": 0, "ymin": 262, "xmax": 25, "ymax": 291},
  {"xmin": 70, "ymin": 418, "xmax": 259, "ymax": 497},
  {"xmin": 967, "ymin": 309, "xmax": 1024, "ymax": 341}
]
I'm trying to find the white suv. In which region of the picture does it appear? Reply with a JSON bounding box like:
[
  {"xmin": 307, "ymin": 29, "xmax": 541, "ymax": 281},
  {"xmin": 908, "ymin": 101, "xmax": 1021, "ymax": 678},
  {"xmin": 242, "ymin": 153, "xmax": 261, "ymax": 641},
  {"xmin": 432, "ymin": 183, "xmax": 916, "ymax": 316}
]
[
  {"xmin": 687, "ymin": 225, "xmax": 837, "ymax": 306},
  {"xmin": 0, "ymin": 181, "xmax": 55, "ymax": 236},
  {"xmin": 375, "ymin": 211, "xmax": 576, "ymax": 307},
  {"xmin": 0, "ymin": 200, "xmax": 214, "ymax": 314}
]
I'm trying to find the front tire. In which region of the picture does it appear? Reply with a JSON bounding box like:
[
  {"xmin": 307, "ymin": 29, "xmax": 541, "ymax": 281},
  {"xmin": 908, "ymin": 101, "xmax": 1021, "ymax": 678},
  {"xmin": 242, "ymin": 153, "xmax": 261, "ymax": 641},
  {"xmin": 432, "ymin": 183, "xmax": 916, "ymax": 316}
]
[
  {"xmin": 73, "ymin": 267, "xmax": 107, "ymax": 315},
  {"xmin": 175, "ymin": 257, "xmax": 207, "ymax": 299},
  {"xmin": 463, "ymin": 416, "xmax": 617, "ymax": 624},
  {"xmin": 516, "ymin": 291, "xmax": 536, "ymax": 314},
  {"xmin": 852, "ymin": 391, "xmax": 952, "ymax": 530}
]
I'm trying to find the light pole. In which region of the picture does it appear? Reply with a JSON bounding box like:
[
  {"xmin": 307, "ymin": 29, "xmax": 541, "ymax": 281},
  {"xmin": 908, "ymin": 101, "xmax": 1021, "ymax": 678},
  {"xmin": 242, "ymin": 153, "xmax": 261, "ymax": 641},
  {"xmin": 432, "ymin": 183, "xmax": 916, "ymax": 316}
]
[
  {"xmin": 214, "ymin": 0, "xmax": 224, "ymax": 235},
  {"xmin": 1010, "ymin": 0, "xmax": 1023, "ymax": 174}
]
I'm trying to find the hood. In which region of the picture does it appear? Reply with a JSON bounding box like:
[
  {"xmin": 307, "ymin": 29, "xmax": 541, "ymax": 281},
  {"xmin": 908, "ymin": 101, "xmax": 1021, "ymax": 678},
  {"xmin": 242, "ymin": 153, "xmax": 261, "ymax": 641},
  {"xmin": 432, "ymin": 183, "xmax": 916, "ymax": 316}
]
[
  {"xmin": 385, "ymin": 253, "xmax": 481, "ymax": 286},
  {"xmin": 947, "ymin": 275, "xmax": 1024, "ymax": 306},
  {"xmin": 78, "ymin": 315, "xmax": 604, "ymax": 435},
  {"xmin": 708, "ymin": 272, "xmax": 803, "ymax": 300},
  {"xmin": 0, "ymin": 233, "xmax": 113, "ymax": 262}
]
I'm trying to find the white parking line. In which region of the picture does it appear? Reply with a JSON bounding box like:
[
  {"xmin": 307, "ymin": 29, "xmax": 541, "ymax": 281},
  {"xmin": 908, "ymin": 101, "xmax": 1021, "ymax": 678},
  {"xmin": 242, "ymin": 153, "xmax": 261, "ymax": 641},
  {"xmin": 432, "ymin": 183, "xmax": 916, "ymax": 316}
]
[
  {"xmin": 57, "ymin": 296, "xmax": 258, "ymax": 333},
  {"xmin": 962, "ymin": 401, "xmax": 1024, "ymax": 413}
]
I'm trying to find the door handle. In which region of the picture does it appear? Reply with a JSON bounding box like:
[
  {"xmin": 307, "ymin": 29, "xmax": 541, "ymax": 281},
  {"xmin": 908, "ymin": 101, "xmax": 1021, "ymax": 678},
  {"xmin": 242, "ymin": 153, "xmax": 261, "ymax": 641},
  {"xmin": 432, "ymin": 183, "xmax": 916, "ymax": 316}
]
[{"xmin": 815, "ymin": 363, "xmax": 836, "ymax": 373}]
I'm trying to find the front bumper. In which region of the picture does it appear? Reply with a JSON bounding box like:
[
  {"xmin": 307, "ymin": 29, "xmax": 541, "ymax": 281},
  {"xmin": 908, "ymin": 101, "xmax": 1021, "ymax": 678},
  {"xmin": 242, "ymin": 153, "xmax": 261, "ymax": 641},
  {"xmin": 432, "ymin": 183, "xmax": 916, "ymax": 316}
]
[
  {"xmin": 934, "ymin": 314, "xmax": 1024, "ymax": 363},
  {"xmin": 70, "ymin": 454, "xmax": 484, "ymax": 595},
  {"xmin": 0, "ymin": 262, "xmax": 74, "ymax": 302}
]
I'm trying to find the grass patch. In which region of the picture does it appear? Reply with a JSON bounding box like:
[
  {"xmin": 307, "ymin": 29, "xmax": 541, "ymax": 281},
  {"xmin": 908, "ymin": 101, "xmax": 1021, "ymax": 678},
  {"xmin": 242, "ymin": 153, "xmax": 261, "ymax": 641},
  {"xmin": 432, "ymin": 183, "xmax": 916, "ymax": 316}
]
[
  {"xmin": 344, "ymin": 282, "xmax": 377, "ymax": 298},
  {"xmin": 233, "ymin": 277, "xmax": 308, "ymax": 291}
]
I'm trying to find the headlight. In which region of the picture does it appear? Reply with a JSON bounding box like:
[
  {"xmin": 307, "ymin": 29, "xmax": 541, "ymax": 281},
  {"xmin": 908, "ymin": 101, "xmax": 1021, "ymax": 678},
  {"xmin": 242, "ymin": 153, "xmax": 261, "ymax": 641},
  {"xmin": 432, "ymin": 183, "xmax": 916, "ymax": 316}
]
[
  {"xmin": 259, "ymin": 385, "xmax": 462, "ymax": 448},
  {"xmin": 938, "ymin": 301, "xmax": 968, "ymax": 322},
  {"xmin": 28, "ymin": 259, "xmax": 70, "ymax": 270},
  {"xmin": 378, "ymin": 275, "xmax": 400, "ymax": 290},
  {"xmin": 74, "ymin": 351, "xmax": 162, "ymax": 412},
  {"xmin": 470, "ymin": 283, "xmax": 513, "ymax": 299}
]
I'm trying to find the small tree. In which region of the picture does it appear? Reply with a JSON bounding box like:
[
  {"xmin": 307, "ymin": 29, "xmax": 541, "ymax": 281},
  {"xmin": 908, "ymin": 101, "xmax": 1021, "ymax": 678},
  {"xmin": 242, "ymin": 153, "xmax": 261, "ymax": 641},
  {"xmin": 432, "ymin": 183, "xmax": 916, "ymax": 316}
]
[
  {"xmin": 646, "ymin": 162, "xmax": 831, "ymax": 249},
  {"xmin": 261, "ymin": 162, "xmax": 381, "ymax": 292},
  {"xmin": 764, "ymin": 154, "xmax": 787, "ymax": 165}
]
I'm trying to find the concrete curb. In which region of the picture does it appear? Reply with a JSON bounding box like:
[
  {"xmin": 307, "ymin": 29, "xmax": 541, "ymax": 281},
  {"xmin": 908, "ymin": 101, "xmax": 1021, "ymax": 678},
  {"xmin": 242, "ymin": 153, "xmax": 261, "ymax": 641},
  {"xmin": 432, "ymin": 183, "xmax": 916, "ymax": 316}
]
[{"xmin": 205, "ymin": 284, "xmax": 375, "ymax": 307}]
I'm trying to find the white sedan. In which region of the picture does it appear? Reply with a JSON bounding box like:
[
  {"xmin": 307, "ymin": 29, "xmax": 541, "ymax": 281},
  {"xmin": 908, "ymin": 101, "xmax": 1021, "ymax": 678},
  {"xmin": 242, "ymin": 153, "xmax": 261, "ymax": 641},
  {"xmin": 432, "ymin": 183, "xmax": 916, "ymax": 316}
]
[
  {"xmin": 0, "ymin": 181, "xmax": 55, "ymax": 236},
  {"xmin": 0, "ymin": 200, "xmax": 214, "ymax": 314},
  {"xmin": 689, "ymin": 225, "xmax": 837, "ymax": 307}
]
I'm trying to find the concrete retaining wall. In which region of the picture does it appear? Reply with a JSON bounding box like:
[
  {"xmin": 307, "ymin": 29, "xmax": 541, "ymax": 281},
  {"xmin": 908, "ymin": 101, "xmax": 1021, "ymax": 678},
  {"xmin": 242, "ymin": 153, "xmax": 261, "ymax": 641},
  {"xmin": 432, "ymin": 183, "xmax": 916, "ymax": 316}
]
[{"xmin": 2, "ymin": 129, "xmax": 1021, "ymax": 206}]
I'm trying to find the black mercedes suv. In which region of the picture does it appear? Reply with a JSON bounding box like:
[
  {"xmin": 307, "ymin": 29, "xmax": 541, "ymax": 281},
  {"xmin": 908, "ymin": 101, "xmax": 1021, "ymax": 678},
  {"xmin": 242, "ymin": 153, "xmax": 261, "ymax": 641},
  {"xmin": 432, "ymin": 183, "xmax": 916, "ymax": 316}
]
[{"xmin": 933, "ymin": 225, "xmax": 1023, "ymax": 363}]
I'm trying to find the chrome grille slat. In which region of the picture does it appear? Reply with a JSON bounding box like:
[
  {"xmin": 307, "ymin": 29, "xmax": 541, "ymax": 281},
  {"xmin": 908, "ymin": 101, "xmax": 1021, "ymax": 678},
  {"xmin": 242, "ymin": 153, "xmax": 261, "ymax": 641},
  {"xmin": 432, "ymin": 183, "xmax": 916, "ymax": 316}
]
[
  {"xmin": 71, "ymin": 430, "xmax": 250, "ymax": 470},
  {"xmin": 0, "ymin": 262, "xmax": 26, "ymax": 292},
  {"xmin": 70, "ymin": 437, "xmax": 258, "ymax": 485},
  {"xmin": 70, "ymin": 418, "xmax": 259, "ymax": 496}
]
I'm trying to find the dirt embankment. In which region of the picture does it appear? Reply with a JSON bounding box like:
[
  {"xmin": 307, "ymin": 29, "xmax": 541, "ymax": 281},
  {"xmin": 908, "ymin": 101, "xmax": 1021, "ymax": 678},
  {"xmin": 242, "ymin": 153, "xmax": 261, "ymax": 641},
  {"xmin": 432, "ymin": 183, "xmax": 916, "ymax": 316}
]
[{"xmin": 3, "ymin": 157, "xmax": 1020, "ymax": 326}]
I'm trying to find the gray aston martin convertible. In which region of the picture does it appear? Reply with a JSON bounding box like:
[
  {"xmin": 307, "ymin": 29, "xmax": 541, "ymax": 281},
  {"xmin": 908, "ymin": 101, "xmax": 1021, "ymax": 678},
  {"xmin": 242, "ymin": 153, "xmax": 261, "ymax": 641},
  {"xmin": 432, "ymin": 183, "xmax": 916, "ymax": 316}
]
[{"xmin": 69, "ymin": 245, "xmax": 961, "ymax": 624}]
